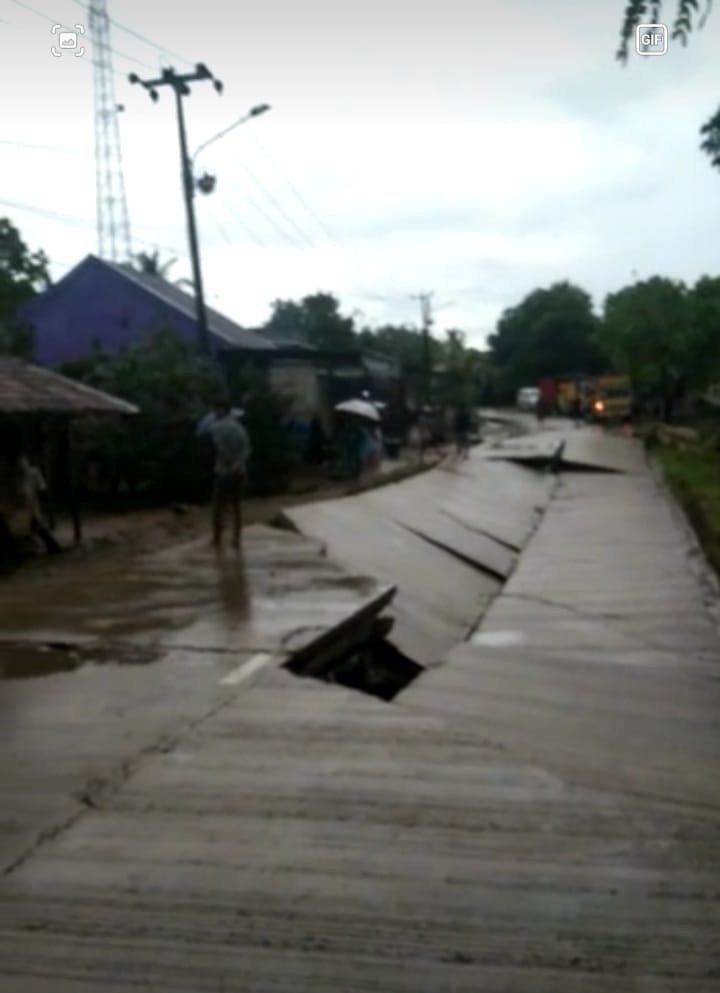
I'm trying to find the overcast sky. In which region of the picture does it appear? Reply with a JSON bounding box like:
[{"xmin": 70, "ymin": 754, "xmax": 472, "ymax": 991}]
[{"xmin": 1, "ymin": 0, "xmax": 718, "ymax": 345}]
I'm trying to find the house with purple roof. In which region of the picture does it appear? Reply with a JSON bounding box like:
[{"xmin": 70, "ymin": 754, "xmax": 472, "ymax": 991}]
[{"xmin": 19, "ymin": 254, "xmax": 278, "ymax": 369}]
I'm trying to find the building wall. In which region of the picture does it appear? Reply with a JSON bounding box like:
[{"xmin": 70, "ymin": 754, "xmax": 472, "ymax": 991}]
[
  {"xmin": 22, "ymin": 258, "xmax": 200, "ymax": 368},
  {"xmin": 269, "ymin": 362, "xmax": 322, "ymax": 417}
]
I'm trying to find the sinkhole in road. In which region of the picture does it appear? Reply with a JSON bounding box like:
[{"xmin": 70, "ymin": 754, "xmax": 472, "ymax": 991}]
[{"xmin": 285, "ymin": 635, "xmax": 423, "ymax": 702}]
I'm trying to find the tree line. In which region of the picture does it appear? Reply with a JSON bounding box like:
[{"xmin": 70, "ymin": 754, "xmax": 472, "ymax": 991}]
[{"xmin": 2, "ymin": 218, "xmax": 720, "ymax": 422}]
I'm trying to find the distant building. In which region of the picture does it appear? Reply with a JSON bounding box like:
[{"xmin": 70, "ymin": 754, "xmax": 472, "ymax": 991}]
[{"xmin": 18, "ymin": 255, "xmax": 408, "ymax": 437}]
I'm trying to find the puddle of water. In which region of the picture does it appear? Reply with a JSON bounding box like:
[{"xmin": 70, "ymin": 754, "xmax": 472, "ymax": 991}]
[{"xmin": 0, "ymin": 641, "xmax": 161, "ymax": 680}]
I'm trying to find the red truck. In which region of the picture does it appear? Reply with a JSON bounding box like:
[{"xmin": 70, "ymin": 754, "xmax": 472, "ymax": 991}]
[{"xmin": 538, "ymin": 378, "xmax": 558, "ymax": 410}]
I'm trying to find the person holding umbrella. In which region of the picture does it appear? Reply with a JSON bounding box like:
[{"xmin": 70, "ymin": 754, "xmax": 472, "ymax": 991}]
[{"xmin": 334, "ymin": 398, "xmax": 381, "ymax": 479}]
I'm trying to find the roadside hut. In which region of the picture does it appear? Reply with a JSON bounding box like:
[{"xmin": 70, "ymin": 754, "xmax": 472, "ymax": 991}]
[{"xmin": 0, "ymin": 357, "xmax": 138, "ymax": 550}]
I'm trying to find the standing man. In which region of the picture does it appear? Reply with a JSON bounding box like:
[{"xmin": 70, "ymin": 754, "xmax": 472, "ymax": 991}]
[
  {"xmin": 453, "ymin": 405, "xmax": 471, "ymax": 460},
  {"xmin": 200, "ymin": 400, "xmax": 252, "ymax": 549}
]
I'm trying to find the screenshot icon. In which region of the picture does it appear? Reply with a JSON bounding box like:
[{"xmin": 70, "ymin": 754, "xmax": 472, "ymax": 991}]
[{"xmin": 51, "ymin": 23, "xmax": 86, "ymax": 58}]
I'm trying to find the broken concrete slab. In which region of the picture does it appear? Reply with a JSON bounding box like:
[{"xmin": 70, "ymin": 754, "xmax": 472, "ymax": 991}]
[
  {"xmin": 486, "ymin": 426, "xmax": 646, "ymax": 475},
  {"xmin": 0, "ymin": 525, "xmax": 392, "ymax": 658},
  {"xmin": 401, "ymin": 464, "xmax": 720, "ymax": 809},
  {"xmin": 283, "ymin": 497, "xmax": 500, "ymax": 665},
  {"xmin": 283, "ymin": 456, "xmax": 555, "ymax": 664},
  {"xmin": 0, "ymin": 524, "xmax": 394, "ymax": 875},
  {"xmin": 2, "ymin": 435, "xmax": 720, "ymax": 990}
]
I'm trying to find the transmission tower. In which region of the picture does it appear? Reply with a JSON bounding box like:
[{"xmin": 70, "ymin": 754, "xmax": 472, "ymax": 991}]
[{"xmin": 88, "ymin": 0, "xmax": 132, "ymax": 261}]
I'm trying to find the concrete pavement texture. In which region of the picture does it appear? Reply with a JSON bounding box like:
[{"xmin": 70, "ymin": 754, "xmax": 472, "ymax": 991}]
[
  {"xmin": 283, "ymin": 457, "xmax": 553, "ymax": 664},
  {"xmin": 1, "ymin": 427, "xmax": 719, "ymax": 991},
  {"xmin": 0, "ymin": 525, "xmax": 393, "ymax": 873}
]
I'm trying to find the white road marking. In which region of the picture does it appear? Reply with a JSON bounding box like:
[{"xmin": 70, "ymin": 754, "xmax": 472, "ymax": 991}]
[
  {"xmin": 471, "ymin": 630, "xmax": 525, "ymax": 647},
  {"xmin": 220, "ymin": 652, "xmax": 274, "ymax": 686}
]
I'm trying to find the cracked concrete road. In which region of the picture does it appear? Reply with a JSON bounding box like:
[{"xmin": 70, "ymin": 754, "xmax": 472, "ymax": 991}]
[
  {"xmin": 0, "ymin": 524, "xmax": 393, "ymax": 874},
  {"xmin": 1, "ymin": 428, "xmax": 719, "ymax": 991}
]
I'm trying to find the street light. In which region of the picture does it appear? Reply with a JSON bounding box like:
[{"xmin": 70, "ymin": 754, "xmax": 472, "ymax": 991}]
[{"xmin": 191, "ymin": 103, "xmax": 271, "ymax": 170}]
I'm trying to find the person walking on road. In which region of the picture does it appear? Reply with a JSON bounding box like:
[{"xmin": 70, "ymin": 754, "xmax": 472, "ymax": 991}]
[
  {"xmin": 453, "ymin": 405, "xmax": 471, "ymax": 460},
  {"xmin": 199, "ymin": 400, "xmax": 252, "ymax": 550}
]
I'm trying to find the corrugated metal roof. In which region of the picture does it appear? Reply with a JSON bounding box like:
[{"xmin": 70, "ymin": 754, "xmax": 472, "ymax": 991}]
[
  {"xmin": 100, "ymin": 261, "xmax": 277, "ymax": 352},
  {"xmin": 0, "ymin": 358, "xmax": 139, "ymax": 415}
]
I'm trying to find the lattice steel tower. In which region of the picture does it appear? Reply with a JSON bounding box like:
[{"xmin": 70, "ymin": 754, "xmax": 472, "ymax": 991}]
[{"xmin": 88, "ymin": 0, "xmax": 132, "ymax": 261}]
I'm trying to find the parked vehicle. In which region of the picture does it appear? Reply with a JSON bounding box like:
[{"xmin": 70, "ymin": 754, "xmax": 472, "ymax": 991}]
[
  {"xmin": 516, "ymin": 387, "xmax": 540, "ymax": 412},
  {"xmin": 589, "ymin": 375, "xmax": 633, "ymax": 423},
  {"xmin": 538, "ymin": 378, "xmax": 558, "ymax": 411}
]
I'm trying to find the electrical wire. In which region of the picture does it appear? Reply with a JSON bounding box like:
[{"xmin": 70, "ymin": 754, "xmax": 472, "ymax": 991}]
[
  {"xmin": 0, "ymin": 11, "xmax": 126, "ymax": 79},
  {"xmin": 67, "ymin": 0, "xmax": 195, "ymax": 69},
  {"xmin": 0, "ymin": 139, "xmax": 87, "ymax": 155},
  {"xmin": 235, "ymin": 161, "xmax": 321, "ymax": 253},
  {"xmin": 224, "ymin": 168, "xmax": 391, "ymax": 303},
  {"xmin": 218, "ymin": 178, "xmax": 394, "ymax": 307},
  {"xmin": 202, "ymin": 193, "xmax": 268, "ymax": 251},
  {"xmin": 246, "ymin": 129, "xmax": 397, "ymax": 303},
  {"xmin": 0, "ymin": 197, "xmax": 181, "ymax": 256},
  {"xmin": 6, "ymin": 0, "xmax": 158, "ymax": 71},
  {"xmin": 223, "ymin": 176, "xmax": 310, "ymax": 252}
]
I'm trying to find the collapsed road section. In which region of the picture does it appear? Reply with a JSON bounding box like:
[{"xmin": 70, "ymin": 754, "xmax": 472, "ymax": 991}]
[
  {"xmin": 281, "ymin": 453, "xmax": 555, "ymax": 669},
  {"xmin": 0, "ymin": 524, "xmax": 396, "ymax": 874},
  {"xmin": 280, "ymin": 426, "xmax": 652, "ymax": 699}
]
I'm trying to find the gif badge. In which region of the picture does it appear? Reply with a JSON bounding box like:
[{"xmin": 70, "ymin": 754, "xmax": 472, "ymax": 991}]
[{"xmin": 635, "ymin": 23, "xmax": 668, "ymax": 55}]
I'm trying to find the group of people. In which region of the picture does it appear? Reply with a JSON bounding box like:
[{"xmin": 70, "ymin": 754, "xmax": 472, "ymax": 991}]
[
  {"xmin": 408, "ymin": 406, "xmax": 473, "ymax": 461},
  {"xmin": 1, "ymin": 397, "xmax": 477, "ymax": 564}
]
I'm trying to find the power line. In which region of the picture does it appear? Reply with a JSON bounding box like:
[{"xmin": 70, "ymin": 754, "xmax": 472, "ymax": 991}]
[
  {"xmin": 0, "ymin": 12, "xmax": 123, "ymax": 78},
  {"xmin": 246, "ymin": 130, "xmax": 396, "ymax": 302},
  {"xmin": 220, "ymin": 177, "xmax": 396, "ymax": 308},
  {"xmin": 67, "ymin": 0, "xmax": 194, "ymax": 68},
  {"xmin": 0, "ymin": 139, "xmax": 87, "ymax": 155},
  {"xmin": 0, "ymin": 197, "xmax": 180, "ymax": 255},
  {"xmin": 236, "ymin": 160, "xmax": 321, "ymax": 253},
  {"xmin": 223, "ymin": 176, "xmax": 311, "ymax": 252},
  {"xmin": 6, "ymin": 0, "xmax": 157, "ymax": 71},
  {"xmin": 225, "ymin": 168, "xmax": 390, "ymax": 303},
  {"xmin": 204, "ymin": 194, "xmax": 268, "ymax": 251}
]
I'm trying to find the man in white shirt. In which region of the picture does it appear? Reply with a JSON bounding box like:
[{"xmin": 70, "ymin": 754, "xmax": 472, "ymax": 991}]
[{"xmin": 201, "ymin": 400, "xmax": 252, "ymax": 549}]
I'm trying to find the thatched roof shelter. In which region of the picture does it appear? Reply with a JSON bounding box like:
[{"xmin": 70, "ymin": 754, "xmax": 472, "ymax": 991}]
[
  {"xmin": 0, "ymin": 358, "xmax": 138, "ymax": 552},
  {"xmin": 0, "ymin": 357, "xmax": 138, "ymax": 416}
]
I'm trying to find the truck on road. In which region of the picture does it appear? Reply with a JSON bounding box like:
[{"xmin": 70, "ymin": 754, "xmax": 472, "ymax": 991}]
[{"xmin": 589, "ymin": 374, "xmax": 633, "ymax": 424}]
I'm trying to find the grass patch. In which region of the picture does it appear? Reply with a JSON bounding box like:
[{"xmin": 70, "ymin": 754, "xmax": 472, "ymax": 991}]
[{"xmin": 655, "ymin": 444, "xmax": 720, "ymax": 576}]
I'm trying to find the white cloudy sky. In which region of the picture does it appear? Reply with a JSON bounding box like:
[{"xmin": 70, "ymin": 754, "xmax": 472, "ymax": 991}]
[{"xmin": 1, "ymin": 0, "xmax": 718, "ymax": 345}]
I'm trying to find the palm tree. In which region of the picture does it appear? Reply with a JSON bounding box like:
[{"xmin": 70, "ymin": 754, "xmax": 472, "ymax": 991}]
[{"xmin": 131, "ymin": 250, "xmax": 177, "ymax": 279}]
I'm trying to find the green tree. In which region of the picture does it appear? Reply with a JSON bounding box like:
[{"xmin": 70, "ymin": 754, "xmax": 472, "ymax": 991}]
[
  {"xmin": 488, "ymin": 282, "xmax": 606, "ymax": 398},
  {"xmin": 358, "ymin": 322, "xmax": 443, "ymax": 369},
  {"xmin": 64, "ymin": 331, "xmax": 225, "ymax": 502},
  {"xmin": 687, "ymin": 275, "xmax": 720, "ymax": 386},
  {"xmin": 266, "ymin": 293, "xmax": 357, "ymax": 351},
  {"xmin": 617, "ymin": 2, "xmax": 719, "ymax": 170},
  {"xmin": 0, "ymin": 217, "xmax": 50, "ymax": 357},
  {"xmin": 435, "ymin": 329, "xmax": 483, "ymax": 408},
  {"xmin": 600, "ymin": 277, "xmax": 691, "ymax": 418},
  {"xmin": 64, "ymin": 330, "xmax": 297, "ymax": 501}
]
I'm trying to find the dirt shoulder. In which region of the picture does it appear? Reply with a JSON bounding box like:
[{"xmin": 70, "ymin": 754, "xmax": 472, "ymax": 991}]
[
  {"xmin": 1, "ymin": 451, "xmax": 449, "ymax": 590},
  {"xmin": 653, "ymin": 440, "xmax": 720, "ymax": 578}
]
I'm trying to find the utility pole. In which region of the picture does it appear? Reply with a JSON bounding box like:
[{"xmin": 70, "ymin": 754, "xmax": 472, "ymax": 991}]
[
  {"xmin": 411, "ymin": 292, "xmax": 434, "ymax": 407},
  {"xmin": 128, "ymin": 64, "xmax": 223, "ymax": 356}
]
